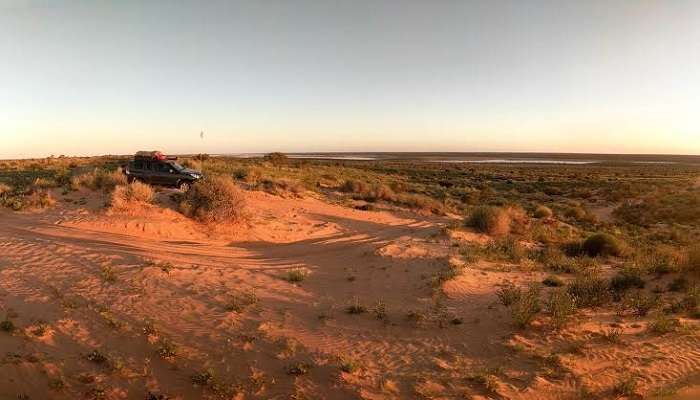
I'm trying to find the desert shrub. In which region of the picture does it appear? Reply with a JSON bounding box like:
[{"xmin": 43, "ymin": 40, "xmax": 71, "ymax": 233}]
[
  {"xmin": 264, "ymin": 152, "xmax": 288, "ymax": 166},
  {"xmin": 609, "ymin": 269, "xmax": 645, "ymax": 299},
  {"xmin": 485, "ymin": 236, "xmax": 527, "ymax": 262},
  {"xmin": 340, "ymin": 179, "xmax": 370, "ymax": 194},
  {"xmin": 648, "ymin": 313, "xmax": 680, "ymax": 335},
  {"xmin": 567, "ymin": 274, "xmax": 611, "ymax": 308},
  {"xmin": 345, "ymin": 297, "xmax": 367, "ymax": 314},
  {"xmin": 32, "ymin": 177, "xmax": 57, "ymax": 188},
  {"xmin": 0, "ymin": 183, "xmax": 11, "ymax": 196},
  {"xmin": 111, "ymin": 181, "xmax": 154, "ymax": 210},
  {"xmin": 71, "ymin": 168, "xmax": 126, "ymax": 191},
  {"xmin": 581, "ymin": 233, "xmax": 624, "ymax": 257},
  {"xmin": 613, "ymin": 374, "xmax": 638, "ymax": 396},
  {"xmin": 179, "ymin": 176, "xmax": 246, "ymax": 223},
  {"xmin": 632, "ymin": 245, "xmax": 682, "ymax": 274},
  {"xmin": 547, "ymin": 289, "xmax": 577, "ymax": 328},
  {"xmin": 260, "ymin": 178, "xmax": 304, "ymax": 196},
  {"xmin": 395, "ymin": 193, "xmax": 445, "ymax": 214},
  {"xmin": 685, "ymin": 246, "xmax": 700, "ymax": 274},
  {"xmin": 565, "ymin": 206, "xmax": 587, "ymax": 220},
  {"xmin": 682, "ymin": 286, "xmax": 700, "ymax": 315},
  {"xmin": 2, "ymin": 189, "xmax": 55, "ymax": 211},
  {"xmin": 668, "ymin": 276, "xmax": 688, "ymax": 292},
  {"xmin": 623, "ymin": 291, "xmax": 659, "ymax": 316},
  {"xmin": 562, "ymin": 240, "xmax": 584, "ymax": 257},
  {"xmin": 510, "ymin": 284, "xmax": 541, "ymax": 328},
  {"xmin": 467, "ymin": 206, "xmax": 511, "ymax": 236},
  {"xmin": 181, "ymin": 159, "xmax": 202, "ymax": 171},
  {"xmin": 0, "ymin": 319, "xmax": 15, "ymax": 332},
  {"xmin": 26, "ymin": 190, "xmax": 56, "ymax": 209},
  {"xmin": 284, "ymin": 268, "xmax": 307, "ymax": 283},
  {"xmin": 496, "ymin": 282, "xmax": 521, "ymax": 307},
  {"xmin": 542, "ymin": 275, "xmax": 564, "ymax": 287},
  {"xmin": 534, "ymin": 205, "xmax": 553, "ymax": 219}
]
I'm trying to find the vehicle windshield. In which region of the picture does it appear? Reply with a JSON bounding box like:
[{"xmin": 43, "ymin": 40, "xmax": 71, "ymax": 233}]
[{"xmin": 167, "ymin": 161, "xmax": 186, "ymax": 171}]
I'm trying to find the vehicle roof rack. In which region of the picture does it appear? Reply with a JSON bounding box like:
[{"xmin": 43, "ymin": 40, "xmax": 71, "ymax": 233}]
[{"xmin": 134, "ymin": 151, "xmax": 176, "ymax": 161}]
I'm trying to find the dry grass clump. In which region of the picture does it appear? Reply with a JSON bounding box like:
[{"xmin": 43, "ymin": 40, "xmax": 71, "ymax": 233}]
[
  {"xmin": 110, "ymin": 181, "xmax": 154, "ymax": 210},
  {"xmin": 533, "ymin": 205, "xmax": 553, "ymax": 219},
  {"xmin": 467, "ymin": 206, "xmax": 511, "ymax": 236},
  {"xmin": 179, "ymin": 176, "xmax": 246, "ymax": 223},
  {"xmin": 71, "ymin": 168, "xmax": 126, "ymax": 191},
  {"xmin": 467, "ymin": 205, "xmax": 528, "ymax": 236}
]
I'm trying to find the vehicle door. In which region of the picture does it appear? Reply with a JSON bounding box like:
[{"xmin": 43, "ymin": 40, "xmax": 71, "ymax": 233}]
[{"xmin": 152, "ymin": 161, "xmax": 176, "ymax": 185}]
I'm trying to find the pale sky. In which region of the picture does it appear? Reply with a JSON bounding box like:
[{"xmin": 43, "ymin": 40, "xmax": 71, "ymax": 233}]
[{"xmin": 1, "ymin": 0, "xmax": 699, "ymax": 158}]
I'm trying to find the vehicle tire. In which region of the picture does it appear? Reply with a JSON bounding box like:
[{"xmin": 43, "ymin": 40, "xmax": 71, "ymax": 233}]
[{"xmin": 178, "ymin": 181, "xmax": 191, "ymax": 192}]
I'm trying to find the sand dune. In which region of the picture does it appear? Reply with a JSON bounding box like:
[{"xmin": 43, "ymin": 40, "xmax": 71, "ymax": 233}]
[{"xmin": 2, "ymin": 189, "xmax": 700, "ymax": 399}]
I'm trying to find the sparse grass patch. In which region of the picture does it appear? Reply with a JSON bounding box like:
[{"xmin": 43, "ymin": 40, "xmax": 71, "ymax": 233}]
[
  {"xmin": 225, "ymin": 289, "xmax": 259, "ymax": 313},
  {"xmin": 567, "ymin": 273, "xmax": 611, "ymax": 308},
  {"xmin": 191, "ymin": 370, "xmax": 216, "ymax": 386},
  {"xmin": 622, "ymin": 291, "xmax": 659, "ymax": 317},
  {"xmin": 284, "ymin": 268, "xmax": 307, "ymax": 283},
  {"xmin": 346, "ymin": 297, "xmax": 367, "ymax": 314},
  {"xmin": 496, "ymin": 282, "xmax": 521, "ymax": 307},
  {"xmin": 648, "ymin": 313, "xmax": 680, "ymax": 335},
  {"xmin": 547, "ymin": 289, "xmax": 577, "ymax": 328},
  {"xmin": 613, "ymin": 374, "xmax": 638, "ymax": 397},
  {"xmin": 601, "ymin": 327, "xmax": 623, "ymax": 344}
]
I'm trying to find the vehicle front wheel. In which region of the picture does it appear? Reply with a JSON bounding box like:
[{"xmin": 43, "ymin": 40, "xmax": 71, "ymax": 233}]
[{"xmin": 178, "ymin": 181, "xmax": 191, "ymax": 192}]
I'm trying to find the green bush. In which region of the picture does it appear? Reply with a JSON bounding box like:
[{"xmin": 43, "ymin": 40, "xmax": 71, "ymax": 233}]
[
  {"xmin": 581, "ymin": 233, "xmax": 624, "ymax": 257},
  {"xmin": 609, "ymin": 269, "xmax": 645, "ymax": 299},
  {"xmin": 542, "ymin": 275, "xmax": 565, "ymax": 287}
]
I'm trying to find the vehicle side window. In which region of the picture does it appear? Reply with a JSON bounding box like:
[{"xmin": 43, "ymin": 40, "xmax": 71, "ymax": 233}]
[
  {"xmin": 144, "ymin": 161, "xmax": 152, "ymax": 171},
  {"xmin": 133, "ymin": 161, "xmax": 143, "ymax": 170},
  {"xmin": 156, "ymin": 163, "xmax": 170, "ymax": 172}
]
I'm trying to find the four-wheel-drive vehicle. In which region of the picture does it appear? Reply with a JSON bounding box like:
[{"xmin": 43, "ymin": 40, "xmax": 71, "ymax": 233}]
[{"xmin": 123, "ymin": 151, "xmax": 203, "ymax": 191}]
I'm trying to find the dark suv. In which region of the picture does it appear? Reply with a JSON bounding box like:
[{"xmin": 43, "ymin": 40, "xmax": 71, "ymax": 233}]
[{"xmin": 123, "ymin": 151, "xmax": 202, "ymax": 191}]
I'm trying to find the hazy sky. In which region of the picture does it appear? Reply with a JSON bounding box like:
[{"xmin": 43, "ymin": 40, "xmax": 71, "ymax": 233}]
[{"xmin": 2, "ymin": 0, "xmax": 699, "ymax": 158}]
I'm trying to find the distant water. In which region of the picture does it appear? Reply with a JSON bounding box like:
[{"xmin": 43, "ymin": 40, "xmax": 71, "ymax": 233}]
[
  {"xmin": 217, "ymin": 153, "xmax": 684, "ymax": 165},
  {"xmin": 430, "ymin": 159, "xmax": 598, "ymax": 165}
]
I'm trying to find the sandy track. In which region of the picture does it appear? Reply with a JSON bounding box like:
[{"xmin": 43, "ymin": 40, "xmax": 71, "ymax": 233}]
[
  {"xmin": 4, "ymin": 190, "xmax": 700, "ymax": 399},
  {"xmin": 0, "ymin": 196, "xmax": 523, "ymax": 399}
]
